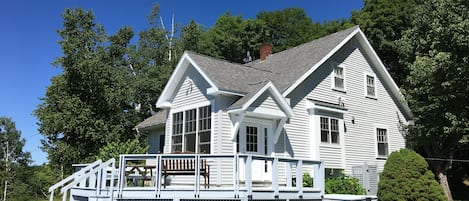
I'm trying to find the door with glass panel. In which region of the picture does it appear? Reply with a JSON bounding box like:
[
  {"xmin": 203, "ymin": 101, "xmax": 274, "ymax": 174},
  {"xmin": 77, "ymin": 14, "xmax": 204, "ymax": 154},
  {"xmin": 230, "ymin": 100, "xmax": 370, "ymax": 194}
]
[{"xmin": 237, "ymin": 122, "xmax": 272, "ymax": 182}]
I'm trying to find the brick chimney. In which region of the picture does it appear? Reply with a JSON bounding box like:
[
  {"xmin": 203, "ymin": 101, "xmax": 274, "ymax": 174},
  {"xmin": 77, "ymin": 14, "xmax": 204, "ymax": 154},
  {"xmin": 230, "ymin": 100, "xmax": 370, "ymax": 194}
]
[{"xmin": 260, "ymin": 43, "xmax": 272, "ymax": 61}]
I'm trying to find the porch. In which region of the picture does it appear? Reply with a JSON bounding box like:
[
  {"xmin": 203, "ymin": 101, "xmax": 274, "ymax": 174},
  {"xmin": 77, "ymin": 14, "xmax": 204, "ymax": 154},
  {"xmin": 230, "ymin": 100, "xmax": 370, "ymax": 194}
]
[{"xmin": 49, "ymin": 154, "xmax": 325, "ymax": 201}]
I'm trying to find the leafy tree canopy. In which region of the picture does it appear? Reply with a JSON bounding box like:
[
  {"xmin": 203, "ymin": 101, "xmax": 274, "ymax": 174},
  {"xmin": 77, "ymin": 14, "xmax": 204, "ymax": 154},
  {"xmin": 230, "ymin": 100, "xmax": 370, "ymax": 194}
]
[
  {"xmin": 351, "ymin": 0, "xmax": 421, "ymax": 87},
  {"xmin": 398, "ymin": 0, "xmax": 469, "ymax": 198}
]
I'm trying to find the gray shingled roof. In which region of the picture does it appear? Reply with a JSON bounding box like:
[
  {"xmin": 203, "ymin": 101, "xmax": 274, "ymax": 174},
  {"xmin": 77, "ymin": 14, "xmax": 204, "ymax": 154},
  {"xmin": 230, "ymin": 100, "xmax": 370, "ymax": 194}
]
[
  {"xmin": 186, "ymin": 51, "xmax": 273, "ymax": 95},
  {"xmin": 248, "ymin": 25, "xmax": 359, "ymax": 93},
  {"xmin": 135, "ymin": 109, "xmax": 167, "ymax": 129},
  {"xmin": 190, "ymin": 26, "xmax": 358, "ymax": 96},
  {"xmin": 139, "ymin": 26, "xmax": 359, "ymax": 127}
]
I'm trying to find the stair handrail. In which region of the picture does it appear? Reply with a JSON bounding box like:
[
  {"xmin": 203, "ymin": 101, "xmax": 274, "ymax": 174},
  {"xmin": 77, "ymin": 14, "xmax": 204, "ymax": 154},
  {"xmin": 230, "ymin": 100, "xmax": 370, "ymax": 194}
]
[
  {"xmin": 60, "ymin": 158, "xmax": 116, "ymax": 194},
  {"xmin": 49, "ymin": 159, "xmax": 102, "ymax": 201}
]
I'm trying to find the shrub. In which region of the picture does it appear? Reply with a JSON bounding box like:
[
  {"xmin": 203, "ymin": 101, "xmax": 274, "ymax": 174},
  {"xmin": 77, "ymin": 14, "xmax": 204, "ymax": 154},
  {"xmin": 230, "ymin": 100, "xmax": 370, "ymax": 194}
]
[
  {"xmin": 378, "ymin": 148, "xmax": 445, "ymax": 201},
  {"xmin": 325, "ymin": 172, "xmax": 366, "ymax": 195},
  {"xmin": 302, "ymin": 171, "xmax": 365, "ymax": 195}
]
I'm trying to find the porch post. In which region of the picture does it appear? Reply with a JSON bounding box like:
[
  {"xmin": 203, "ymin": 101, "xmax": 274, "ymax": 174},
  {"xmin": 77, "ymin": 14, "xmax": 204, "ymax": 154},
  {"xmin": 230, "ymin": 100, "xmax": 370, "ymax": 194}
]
[
  {"xmin": 314, "ymin": 161, "xmax": 325, "ymax": 196},
  {"xmin": 272, "ymin": 157, "xmax": 279, "ymax": 198}
]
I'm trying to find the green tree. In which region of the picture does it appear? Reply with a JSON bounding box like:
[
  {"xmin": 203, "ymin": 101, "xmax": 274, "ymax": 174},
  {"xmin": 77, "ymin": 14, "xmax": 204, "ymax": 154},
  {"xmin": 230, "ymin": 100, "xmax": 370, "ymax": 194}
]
[
  {"xmin": 35, "ymin": 8, "xmax": 140, "ymax": 173},
  {"xmin": 207, "ymin": 12, "xmax": 246, "ymax": 62},
  {"xmin": 128, "ymin": 3, "xmax": 176, "ymax": 117},
  {"xmin": 378, "ymin": 149, "xmax": 445, "ymax": 201},
  {"xmin": 0, "ymin": 117, "xmax": 32, "ymax": 200},
  {"xmin": 256, "ymin": 8, "xmax": 316, "ymax": 52},
  {"xmin": 351, "ymin": 0, "xmax": 420, "ymax": 87},
  {"xmin": 179, "ymin": 20, "xmax": 214, "ymax": 56},
  {"xmin": 96, "ymin": 138, "xmax": 148, "ymax": 162},
  {"xmin": 398, "ymin": 0, "xmax": 469, "ymax": 199}
]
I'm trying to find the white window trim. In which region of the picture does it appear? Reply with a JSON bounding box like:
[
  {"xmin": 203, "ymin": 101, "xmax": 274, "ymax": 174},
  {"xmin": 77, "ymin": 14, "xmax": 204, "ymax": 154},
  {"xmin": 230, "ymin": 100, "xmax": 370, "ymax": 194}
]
[
  {"xmin": 364, "ymin": 72, "xmax": 378, "ymax": 99},
  {"xmin": 374, "ymin": 124, "xmax": 390, "ymax": 159},
  {"xmin": 311, "ymin": 112, "xmax": 345, "ymax": 169},
  {"xmin": 169, "ymin": 101, "xmax": 212, "ymax": 153},
  {"xmin": 319, "ymin": 116, "xmax": 341, "ymax": 146},
  {"xmin": 331, "ymin": 62, "xmax": 346, "ymax": 93}
]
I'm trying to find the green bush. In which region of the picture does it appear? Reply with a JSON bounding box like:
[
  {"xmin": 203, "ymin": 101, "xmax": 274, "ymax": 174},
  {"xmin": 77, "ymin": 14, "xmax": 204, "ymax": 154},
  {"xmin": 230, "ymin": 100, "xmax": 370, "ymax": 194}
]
[
  {"xmin": 325, "ymin": 172, "xmax": 366, "ymax": 195},
  {"xmin": 302, "ymin": 171, "xmax": 365, "ymax": 195},
  {"xmin": 303, "ymin": 172, "xmax": 314, "ymax": 187},
  {"xmin": 378, "ymin": 148, "xmax": 445, "ymax": 201}
]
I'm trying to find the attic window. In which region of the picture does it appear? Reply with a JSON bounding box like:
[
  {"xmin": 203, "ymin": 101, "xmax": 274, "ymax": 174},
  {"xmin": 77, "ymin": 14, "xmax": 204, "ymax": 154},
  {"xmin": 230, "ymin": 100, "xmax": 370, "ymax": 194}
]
[
  {"xmin": 365, "ymin": 73, "xmax": 377, "ymax": 99},
  {"xmin": 332, "ymin": 63, "xmax": 345, "ymax": 92}
]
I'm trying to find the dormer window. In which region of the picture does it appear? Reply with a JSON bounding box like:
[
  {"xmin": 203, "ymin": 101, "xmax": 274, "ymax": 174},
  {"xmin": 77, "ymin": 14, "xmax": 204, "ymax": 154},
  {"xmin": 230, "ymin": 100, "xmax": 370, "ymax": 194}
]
[{"xmin": 332, "ymin": 63, "xmax": 346, "ymax": 92}]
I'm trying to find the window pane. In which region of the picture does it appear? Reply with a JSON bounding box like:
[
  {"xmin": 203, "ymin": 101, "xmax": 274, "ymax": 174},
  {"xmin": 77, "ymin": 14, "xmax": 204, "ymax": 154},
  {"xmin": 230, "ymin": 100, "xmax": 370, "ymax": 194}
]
[
  {"xmin": 367, "ymin": 75, "xmax": 375, "ymax": 96},
  {"xmin": 378, "ymin": 143, "xmax": 388, "ymax": 156},
  {"xmin": 185, "ymin": 133, "xmax": 196, "ymax": 153},
  {"xmin": 199, "ymin": 106, "xmax": 211, "ymax": 131},
  {"xmin": 172, "ymin": 112, "xmax": 183, "ymax": 152},
  {"xmin": 199, "ymin": 144, "xmax": 210, "ymax": 154},
  {"xmin": 335, "ymin": 77, "xmax": 344, "ymax": 89},
  {"xmin": 172, "ymin": 145, "xmax": 182, "ymax": 152},
  {"xmin": 185, "ymin": 109, "xmax": 196, "ymax": 133},
  {"xmin": 331, "ymin": 119, "xmax": 339, "ymax": 144},
  {"xmin": 236, "ymin": 131, "xmax": 239, "ymax": 153},
  {"xmin": 320, "ymin": 117, "xmax": 329, "ymax": 142},
  {"xmin": 246, "ymin": 126, "xmax": 258, "ymax": 152}
]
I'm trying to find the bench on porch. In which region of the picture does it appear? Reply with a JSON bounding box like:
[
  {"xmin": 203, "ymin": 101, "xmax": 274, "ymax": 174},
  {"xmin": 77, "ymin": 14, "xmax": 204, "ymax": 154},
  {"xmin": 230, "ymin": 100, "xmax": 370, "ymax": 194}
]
[{"xmin": 162, "ymin": 158, "xmax": 210, "ymax": 188}]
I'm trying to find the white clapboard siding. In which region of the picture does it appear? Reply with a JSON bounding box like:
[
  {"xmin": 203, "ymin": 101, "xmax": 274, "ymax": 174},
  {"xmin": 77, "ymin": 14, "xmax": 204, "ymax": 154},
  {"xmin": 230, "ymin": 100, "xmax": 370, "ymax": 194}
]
[
  {"xmin": 171, "ymin": 66, "xmax": 210, "ymax": 109},
  {"xmin": 299, "ymin": 38, "xmax": 406, "ymax": 174},
  {"xmin": 250, "ymin": 92, "xmax": 281, "ymax": 111}
]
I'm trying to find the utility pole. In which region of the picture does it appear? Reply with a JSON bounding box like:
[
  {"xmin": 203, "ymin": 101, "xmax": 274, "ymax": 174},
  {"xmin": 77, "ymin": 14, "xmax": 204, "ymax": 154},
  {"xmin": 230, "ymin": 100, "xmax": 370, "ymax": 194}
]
[{"xmin": 160, "ymin": 14, "xmax": 175, "ymax": 62}]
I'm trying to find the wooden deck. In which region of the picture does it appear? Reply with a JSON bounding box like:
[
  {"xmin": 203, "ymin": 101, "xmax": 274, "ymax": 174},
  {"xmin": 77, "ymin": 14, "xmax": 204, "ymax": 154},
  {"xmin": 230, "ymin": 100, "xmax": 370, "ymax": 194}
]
[{"xmin": 49, "ymin": 154, "xmax": 325, "ymax": 201}]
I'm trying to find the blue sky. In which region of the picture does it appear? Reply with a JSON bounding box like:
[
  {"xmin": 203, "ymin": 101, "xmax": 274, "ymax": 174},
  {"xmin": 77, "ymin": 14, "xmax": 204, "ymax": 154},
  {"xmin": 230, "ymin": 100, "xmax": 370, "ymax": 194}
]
[{"xmin": 0, "ymin": 0, "xmax": 363, "ymax": 165}]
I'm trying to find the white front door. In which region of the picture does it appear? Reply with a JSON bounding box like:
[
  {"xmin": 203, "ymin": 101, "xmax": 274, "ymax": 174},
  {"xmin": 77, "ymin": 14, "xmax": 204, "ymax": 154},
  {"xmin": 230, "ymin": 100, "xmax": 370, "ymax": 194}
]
[{"xmin": 237, "ymin": 121, "xmax": 272, "ymax": 182}]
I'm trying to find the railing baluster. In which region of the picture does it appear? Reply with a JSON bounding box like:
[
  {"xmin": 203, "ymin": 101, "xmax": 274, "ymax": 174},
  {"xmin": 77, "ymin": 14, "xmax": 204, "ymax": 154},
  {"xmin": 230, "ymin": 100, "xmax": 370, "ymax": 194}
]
[
  {"xmin": 246, "ymin": 155, "xmax": 252, "ymax": 196},
  {"xmin": 296, "ymin": 160, "xmax": 303, "ymax": 198},
  {"xmin": 195, "ymin": 155, "xmax": 200, "ymax": 197},
  {"xmin": 272, "ymin": 157, "xmax": 279, "ymax": 198},
  {"xmin": 286, "ymin": 162, "xmax": 292, "ymax": 188},
  {"xmin": 233, "ymin": 154, "xmax": 239, "ymax": 198},
  {"xmin": 96, "ymin": 163, "xmax": 102, "ymax": 195}
]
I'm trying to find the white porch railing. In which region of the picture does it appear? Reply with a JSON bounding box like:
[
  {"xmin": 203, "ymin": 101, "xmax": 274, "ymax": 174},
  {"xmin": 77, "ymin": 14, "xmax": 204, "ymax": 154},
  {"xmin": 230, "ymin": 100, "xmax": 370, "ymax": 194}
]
[{"xmin": 49, "ymin": 154, "xmax": 324, "ymax": 201}]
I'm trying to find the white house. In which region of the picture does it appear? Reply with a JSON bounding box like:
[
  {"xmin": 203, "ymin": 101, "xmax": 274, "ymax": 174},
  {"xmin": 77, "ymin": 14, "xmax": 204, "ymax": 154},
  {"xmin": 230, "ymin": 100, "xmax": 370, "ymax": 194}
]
[
  {"xmin": 49, "ymin": 26, "xmax": 413, "ymax": 201},
  {"xmin": 136, "ymin": 25, "xmax": 413, "ymax": 189}
]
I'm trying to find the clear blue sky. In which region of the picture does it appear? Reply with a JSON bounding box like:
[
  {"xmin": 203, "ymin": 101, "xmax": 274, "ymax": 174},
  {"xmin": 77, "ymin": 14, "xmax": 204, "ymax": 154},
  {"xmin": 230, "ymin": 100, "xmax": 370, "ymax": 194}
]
[{"xmin": 0, "ymin": 0, "xmax": 363, "ymax": 165}]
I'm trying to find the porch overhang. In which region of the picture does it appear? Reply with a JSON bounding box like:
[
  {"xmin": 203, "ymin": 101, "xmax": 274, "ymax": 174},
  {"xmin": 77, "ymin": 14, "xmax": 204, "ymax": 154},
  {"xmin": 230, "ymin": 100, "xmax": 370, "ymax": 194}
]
[{"xmin": 228, "ymin": 82, "xmax": 294, "ymax": 141}]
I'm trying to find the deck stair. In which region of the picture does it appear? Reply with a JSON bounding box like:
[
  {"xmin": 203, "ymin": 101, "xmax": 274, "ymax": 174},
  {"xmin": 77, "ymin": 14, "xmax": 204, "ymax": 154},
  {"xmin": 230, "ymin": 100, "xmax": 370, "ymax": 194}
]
[{"xmin": 49, "ymin": 158, "xmax": 116, "ymax": 201}]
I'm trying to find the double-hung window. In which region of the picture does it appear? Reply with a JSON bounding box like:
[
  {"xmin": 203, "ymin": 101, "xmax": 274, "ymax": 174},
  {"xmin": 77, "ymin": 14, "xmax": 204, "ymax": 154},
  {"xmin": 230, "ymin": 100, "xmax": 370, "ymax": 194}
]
[
  {"xmin": 377, "ymin": 128, "xmax": 388, "ymax": 157},
  {"xmin": 171, "ymin": 105, "xmax": 211, "ymax": 153},
  {"xmin": 366, "ymin": 74, "xmax": 376, "ymax": 97},
  {"xmin": 333, "ymin": 64, "xmax": 345, "ymax": 91},
  {"xmin": 320, "ymin": 117, "xmax": 340, "ymax": 144}
]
